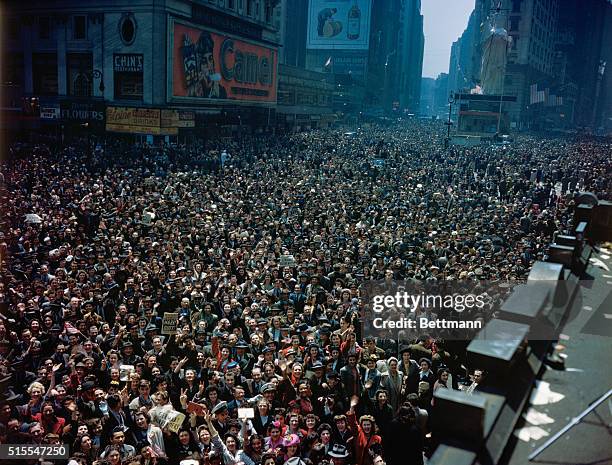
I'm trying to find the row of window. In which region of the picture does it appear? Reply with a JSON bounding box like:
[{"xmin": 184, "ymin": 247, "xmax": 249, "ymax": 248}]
[
  {"xmin": 208, "ymin": 0, "xmax": 274, "ymax": 24},
  {"xmin": 4, "ymin": 52, "xmax": 142, "ymax": 101},
  {"xmin": 6, "ymin": 15, "xmax": 88, "ymax": 41}
]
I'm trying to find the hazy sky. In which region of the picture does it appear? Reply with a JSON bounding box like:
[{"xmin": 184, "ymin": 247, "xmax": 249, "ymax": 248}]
[{"xmin": 421, "ymin": 0, "xmax": 476, "ymax": 79}]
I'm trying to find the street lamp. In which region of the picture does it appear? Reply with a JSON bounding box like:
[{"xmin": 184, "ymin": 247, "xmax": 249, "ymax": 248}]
[
  {"xmin": 384, "ymin": 50, "xmax": 396, "ymax": 112},
  {"xmin": 445, "ymin": 92, "xmax": 455, "ymax": 147},
  {"xmin": 91, "ymin": 69, "xmax": 105, "ymax": 93}
]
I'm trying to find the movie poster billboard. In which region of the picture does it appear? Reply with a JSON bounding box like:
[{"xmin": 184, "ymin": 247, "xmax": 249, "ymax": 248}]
[
  {"xmin": 172, "ymin": 22, "xmax": 277, "ymax": 103},
  {"xmin": 307, "ymin": 0, "xmax": 371, "ymax": 50}
]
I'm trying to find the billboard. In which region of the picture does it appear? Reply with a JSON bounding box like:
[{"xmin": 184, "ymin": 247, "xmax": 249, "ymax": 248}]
[
  {"xmin": 106, "ymin": 107, "xmax": 172, "ymax": 135},
  {"xmin": 161, "ymin": 110, "xmax": 195, "ymax": 128},
  {"xmin": 307, "ymin": 0, "xmax": 371, "ymax": 50},
  {"xmin": 172, "ymin": 22, "xmax": 277, "ymax": 103}
]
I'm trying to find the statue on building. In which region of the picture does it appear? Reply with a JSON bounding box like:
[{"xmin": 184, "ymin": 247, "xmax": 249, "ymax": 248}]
[{"xmin": 480, "ymin": 9, "xmax": 512, "ymax": 95}]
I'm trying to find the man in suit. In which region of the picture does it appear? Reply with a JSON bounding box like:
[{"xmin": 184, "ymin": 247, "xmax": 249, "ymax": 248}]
[
  {"xmin": 245, "ymin": 366, "xmax": 264, "ymax": 397},
  {"xmin": 234, "ymin": 340, "xmax": 254, "ymax": 377},
  {"xmin": 103, "ymin": 394, "xmax": 135, "ymax": 443},
  {"xmin": 339, "ymin": 353, "xmax": 363, "ymax": 398},
  {"xmin": 306, "ymin": 362, "xmax": 327, "ymax": 400}
]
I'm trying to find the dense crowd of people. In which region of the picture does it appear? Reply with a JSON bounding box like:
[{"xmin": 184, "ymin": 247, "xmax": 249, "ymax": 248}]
[{"xmin": 0, "ymin": 120, "xmax": 610, "ymax": 465}]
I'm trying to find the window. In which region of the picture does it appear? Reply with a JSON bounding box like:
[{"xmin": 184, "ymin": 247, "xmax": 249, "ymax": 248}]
[
  {"xmin": 67, "ymin": 53, "xmax": 93, "ymax": 97},
  {"xmin": 114, "ymin": 53, "xmax": 144, "ymax": 100},
  {"xmin": 115, "ymin": 74, "xmax": 143, "ymax": 100},
  {"xmin": 119, "ymin": 14, "xmax": 136, "ymax": 45},
  {"xmin": 265, "ymin": 3, "xmax": 273, "ymax": 23},
  {"xmin": 228, "ymin": 0, "xmax": 235, "ymax": 9},
  {"xmin": 247, "ymin": 0, "xmax": 253, "ymax": 16},
  {"xmin": 73, "ymin": 74, "xmax": 91, "ymax": 97},
  {"xmin": 33, "ymin": 53, "xmax": 58, "ymax": 95},
  {"xmin": 73, "ymin": 15, "xmax": 87, "ymax": 40},
  {"xmin": 39, "ymin": 17, "xmax": 50, "ymax": 39},
  {"xmin": 512, "ymin": 0, "xmax": 521, "ymax": 13}
]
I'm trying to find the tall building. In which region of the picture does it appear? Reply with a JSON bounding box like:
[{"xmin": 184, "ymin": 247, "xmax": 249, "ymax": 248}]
[
  {"xmin": 304, "ymin": 0, "xmax": 372, "ymax": 82},
  {"xmin": 397, "ymin": 0, "xmax": 424, "ymax": 113},
  {"xmin": 302, "ymin": 0, "xmax": 422, "ymax": 114},
  {"xmin": 599, "ymin": 5, "xmax": 612, "ymax": 131},
  {"xmin": 2, "ymin": 0, "xmax": 285, "ymax": 139},
  {"xmin": 420, "ymin": 76, "xmax": 436, "ymax": 116},
  {"xmin": 434, "ymin": 72, "xmax": 449, "ymax": 116},
  {"xmin": 364, "ymin": 0, "xmax": 423, "ymax": 112},
  {"xmin": 553, "ymin": 0, "xmax": 611, "ymax": 128},
  {"xmin": 463, "ymin": 0, "xmax": 611, "ymax": 130},
  {"xmin": 280, "ymin": 0, "xmax": 308, "ymax": 67},
  {"xmin": 365, "ymin": 0, "xmax": 401, "ymax": 109},
  {"xmin": 469, "ymin": 0, "xmax": 558, "ymax": 127},
  {"xmin": 447, "ymin": 8, "xmax": 480, "ymax": 96}
]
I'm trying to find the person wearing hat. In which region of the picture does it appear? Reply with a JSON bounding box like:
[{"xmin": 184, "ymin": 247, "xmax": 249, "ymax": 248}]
[
  {"xmin": 234, "ymin": 340, "xmax": 253, "ymax": 376},
  {"xmin": 328, "ymin": 443, "xmax": 351, "ymax": 464},
  {"xmin": 417, "ymin": 358, "xmax": 435, "ymax": 391},
  {"xmin": 119, "ymin": 340, "xmax": 141, "ymax": 366},
  {"xmin": 210, "ymin": 400, "xmax": 230, "ymax": 437},
  {"xmin": 281, "ymin": 433, "xmax": 301, "ymax": 463},
  {"xmin": 304, "ymin": 360, "xmax": 326, "ymax": 400},
  {"xmin": 398, "ymin": 346, "xmax": 420, "ymax": 395},
  {"xmin": 261, "ymin": 345, "xmax": 277, "ymax": 366}
]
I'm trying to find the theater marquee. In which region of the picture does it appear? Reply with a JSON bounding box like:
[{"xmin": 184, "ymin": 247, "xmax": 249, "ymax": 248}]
[{"xmin": 171, "ymin": 21, "xmax": 277, "ymax": 103}]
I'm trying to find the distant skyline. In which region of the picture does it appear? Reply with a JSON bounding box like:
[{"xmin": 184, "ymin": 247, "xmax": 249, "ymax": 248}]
[{"xmin": 421, "ymin": 0, "xmax": 475, "ymax": 78}]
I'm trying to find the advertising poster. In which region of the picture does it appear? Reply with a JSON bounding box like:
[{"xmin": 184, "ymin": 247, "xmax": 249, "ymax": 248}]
[
  {"xmin": 172, "ymin": 22, "xmax": 277, "ymax": 103},
  {"xmin": 307, "ymin": 0, "xmax": 372, "ymax": 50},
  {"xmin": 106, "ymin": 107, "xmax": 162, "ymax": 135}
]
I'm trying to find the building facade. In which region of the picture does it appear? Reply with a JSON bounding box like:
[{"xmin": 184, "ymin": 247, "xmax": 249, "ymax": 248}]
[
  {"xmin": 301, "ymin": 0, "xmax": 423, "ymax": 114},
  {"xmin": 276, "ymin": 63, "xmax": 335, "ymax": 130},
  {"xmin": 280, "ymin": 0, "xmax": 308, "ymax": 68},
  {"xmin": 419, "ymin": 76, "xmax": 435, "ymax": 116},
  {"xmin": 552, "ymin": 0, "xmax": 611, "ymax": 129},
  {"xmin": 2, "ymin": 0, "xmax": 289, "ymax": 140},
  {"xmin": 396, "ymin": 0, "xmax": 424, "ymax": 113},
  {"xmin": 447, "ymin": 8, "xmax": 480, "ymax": 97},
  {"xmin": 468, "ymin": 0, "xmax": 558, "ymax": 128}
]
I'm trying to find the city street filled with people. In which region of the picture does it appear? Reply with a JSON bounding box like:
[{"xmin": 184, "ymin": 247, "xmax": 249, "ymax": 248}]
[{"xmin": 1, "ymin": 120, "xmax": 611, "ymax": 465}]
